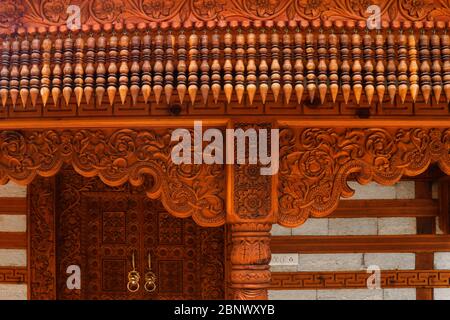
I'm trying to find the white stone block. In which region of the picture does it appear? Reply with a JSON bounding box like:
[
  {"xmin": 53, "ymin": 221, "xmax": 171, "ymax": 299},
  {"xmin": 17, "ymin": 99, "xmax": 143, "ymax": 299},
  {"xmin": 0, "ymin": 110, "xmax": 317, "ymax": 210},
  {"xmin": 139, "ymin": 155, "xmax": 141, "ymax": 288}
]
[
  {"xmin": 383, "ymin": 288, "xmax": 416, "ymax": 300},
  {"xmin": 271, "ymin": 224, "xmax": 291, "ymax": 236},
  {"xmin": 0, "ymin": 284, "xmax": 27, "ymax": 300},
  {"xmin": 0, "ymin": 249, "xmax": 27, "ymax": 267},
  {"xmin": 436, "ymin": 217, "xmax": 444, "ymax": 235},
  {"xmin": 292, "ymin": 219, "xmax": 328, "ymax": 236},
  {"xmin": 377, "ymin": 217, "xmax": 416, "ymax": 235},
  {"xmin": 317, "ymin": 289, "xmax": 383, "ymax": 300},
  {"xmin": 434, "ymin": 288, "xmax": 450, "ymax": 300},
  {"xmin": 268, "ymin": 290, "xmax": 317, "ymax": 300},
  {"xmin": 328, "ymin": 218, "xmax": 377, "ymax": 235},
  {"xmin": 298, "ymin": 253, "xmax": 363, "ymax": 272},
  {"xmin": 0, "ymin": 215, "xmax": 26, "ymax": 232},
  {"xmin": 0, "ymin": 182, "xmax": 26, "ymax": 198},
  {"xmin": 395, "ymin": 181, "xmax": 415, "ymax": 199},
  {"xmin": 363, "ymin": 253, "xmax": 415, "ymax": 270},
  {"xmin": 345, "ymin": 182, "xmax": 396, "ymax": 200},
  {"xmin": 271, "ymin": 254, "xmax": 298, "ymax": 266},
  {"xmin": 434, "ymin": 252, "xmax": 450, "ymax": 269}
]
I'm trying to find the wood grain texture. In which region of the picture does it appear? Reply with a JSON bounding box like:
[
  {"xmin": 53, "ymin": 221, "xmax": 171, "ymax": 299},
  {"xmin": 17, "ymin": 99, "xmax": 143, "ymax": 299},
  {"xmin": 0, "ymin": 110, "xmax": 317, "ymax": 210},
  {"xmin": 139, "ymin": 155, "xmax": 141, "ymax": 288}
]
[{"xmin": 0, "ymin": 232, "xmax": 27, "ymax": 249}]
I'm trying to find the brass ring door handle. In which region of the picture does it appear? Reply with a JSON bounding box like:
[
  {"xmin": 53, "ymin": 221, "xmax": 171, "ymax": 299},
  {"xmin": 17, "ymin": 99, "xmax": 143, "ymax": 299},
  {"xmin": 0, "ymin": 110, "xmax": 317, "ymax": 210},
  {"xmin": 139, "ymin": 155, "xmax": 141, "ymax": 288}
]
[
  {"xmin": 144, "ymin": 252, "xmax": 157, "ymax": 293},
  {"xmin": 127, "ymin": 251, "xmax": 140, "ymax": 293}
]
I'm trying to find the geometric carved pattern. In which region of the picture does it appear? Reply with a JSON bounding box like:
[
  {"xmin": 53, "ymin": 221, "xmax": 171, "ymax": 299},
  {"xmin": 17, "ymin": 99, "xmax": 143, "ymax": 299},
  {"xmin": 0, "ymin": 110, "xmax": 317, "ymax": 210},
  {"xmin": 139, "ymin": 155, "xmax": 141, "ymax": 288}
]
[
  {"xmin": 0, "ymin": 129, "xmax": 225, "ymax": 227},
  {"xmin": 279, "ymin": 127, "xmax": 450, "ymax": 227},
  {"xmin": 0, "ymin": 267, "xmax": 28, "ymax": 284},
  {"xmin": 271, "ymin": 270, "xmax": 450, "ymax": 290}
]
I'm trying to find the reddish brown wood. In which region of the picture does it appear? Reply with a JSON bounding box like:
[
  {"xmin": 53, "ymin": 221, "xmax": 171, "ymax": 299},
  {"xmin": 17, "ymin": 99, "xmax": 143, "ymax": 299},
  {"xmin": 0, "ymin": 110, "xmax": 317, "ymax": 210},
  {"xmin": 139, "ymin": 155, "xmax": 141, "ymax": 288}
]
[
  {"xmin": 0, "ymin": 198, "xmax": 26, "ymax": 215},
  {"xmin": 0, "ymin": 232, "xmax": 27, "ymax": 248},
  {"xmin": 271, "ymin": 235, "xmax": 450, "ymax": 253},
  {"xmin": 0, "ymin": 267, "xmax": 28, "ymax": 284}
]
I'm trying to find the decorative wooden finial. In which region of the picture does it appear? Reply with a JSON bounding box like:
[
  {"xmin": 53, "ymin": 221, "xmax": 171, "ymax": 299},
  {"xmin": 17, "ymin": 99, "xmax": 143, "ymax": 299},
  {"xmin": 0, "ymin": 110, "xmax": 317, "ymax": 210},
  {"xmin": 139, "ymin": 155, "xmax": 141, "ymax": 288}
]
[
  {"xmin": 187, "ymin": 31, "xmax": 199, "ymax": 105},
  {"xmin": 129, "ymin": 33, "xmax": 140, "ymax": 106},
  {"xmin": 176, "ymin": 31, "xmax": 187, "ymax": 104},
  {"xmin": 84, "ymin": 34, "xmax": 95, "ymax": 106},
  {"xmin": 235, "ymin": 32, "xmax": 245, "ymax": 104},
  {"xmin": 317, "ymin": 33, "xmax": 328, "ymax": 105},
  {"xmin": 340, "ymin": 33, "xmax": 351, "ymax": 104},
  {"xmin": 118, "ymin": 32, "xmax": 130, "ymax": 105},
  {"xmin": 270, "ymin": 30, "xmax": 281, "ymax": 102},
  {"xmin": 141, "ymin": 33, "xmax": 152, "ymax": 104},
  {"xmin": 442, "ymin": 33, "xmax": 450, "ymax": 103},
  {"xmin": 258, "ymin": 30, "xmax": 269, "ymax": 104},
  {"xmin": 19, "ymin": 36, "xmax": 30, "ymax": 108},
  {"xmin": 74, "ymin": 36, "xmax": 84, "ymax": 107},
  {"xmin": 165, "ymin": 33, "xmax": 175, "ymax": 105},
  {"xmin": 431, "ymin": 33, "xmax": 443, "ymax": 104},
  {"xmin": 211, "ymin": 32, "xmax": 221, "ymax": 104},
  {"xmin": 106, "ymin": 33, "xmax": 118, "ymax": 106},
  {"xmin": 153, "ymin": 33, "xmax": 164, "ymax": 105},
  {"xmin": 282, "ymin": 31, "xmax": 293, "ymax": 105},
  {"xmin": 397, "ymin": 32, "xmax": 408, "ymax": 104},
  {"xmin": 419, "ymin": 32, "xmax": 432, "ymax": 104},
  {"xmin": 328, "ymin": 32, "xmax": 339, "ymax": 103},
  {"xmin": 408, "ymin": 32, "xmax": 419, "ymax": 102},
  {"xmin": 29, "ymin": 35, "xmax": 41, "ymax": 107},
  {"xmin": 95, "ymin": 34, "xmax": 106, "ymax": 107},
  {"xmin": 223, "ymin": 30, "xmax": 233, "ymax": 104},
  {"xmin": 0, "ymin": 37, "xmax": 10, "ymax": 108},
  {"xmin": 246, "ymin": 30, "xmax": 257, "ymax": 105},
  {"xmin": 351, "ymin": 32, "xmax": 362, "ymax": 105},
  {"xmin": 200, "ymin": 32, "xmax": 210, "ymax": 105},
  {"xmin": 293, "ymin": 31, "xmax": 304, "ymax": 105},
  {"xmin": 52, "ymin": 37, "xmax": 63, "ymax": 107},
  {"xmin": 375, "ymin": 33, "xmax": 385, "ymax": 105},
  {"xmin": 305, "ymin": 31, "xmax": 316, "ymax": 103},
  {"xmin": 363, "ymin": 33, "xmax": 374, "ymax": 105},
  {"xmin": 387, "ymin": 33, "xmax": 397, "ymax": 104}
]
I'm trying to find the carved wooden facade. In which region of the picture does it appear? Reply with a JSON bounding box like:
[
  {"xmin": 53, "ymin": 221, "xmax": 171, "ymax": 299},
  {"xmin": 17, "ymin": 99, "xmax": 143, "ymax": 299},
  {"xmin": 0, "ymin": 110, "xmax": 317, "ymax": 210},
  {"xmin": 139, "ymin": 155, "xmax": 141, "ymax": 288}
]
[{"xmin": 1, "ymin": 0, "xmax": 450, "ymax": 300}]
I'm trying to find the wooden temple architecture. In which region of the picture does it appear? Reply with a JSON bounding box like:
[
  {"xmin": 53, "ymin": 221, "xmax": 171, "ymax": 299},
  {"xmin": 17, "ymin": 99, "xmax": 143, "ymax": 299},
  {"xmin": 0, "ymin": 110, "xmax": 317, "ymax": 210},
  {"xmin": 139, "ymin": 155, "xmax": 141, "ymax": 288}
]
[{"xmin": 1, "ymin": 0, "xmax": 450, "ymax": 300}]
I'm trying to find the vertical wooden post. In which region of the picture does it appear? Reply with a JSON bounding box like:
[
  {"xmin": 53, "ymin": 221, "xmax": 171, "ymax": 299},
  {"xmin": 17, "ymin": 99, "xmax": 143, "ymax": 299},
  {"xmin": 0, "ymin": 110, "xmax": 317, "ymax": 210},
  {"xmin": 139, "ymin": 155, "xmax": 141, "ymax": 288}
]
[{"xmin": 229, "ymin": 223, "xmax": 272, "ymax": 300}]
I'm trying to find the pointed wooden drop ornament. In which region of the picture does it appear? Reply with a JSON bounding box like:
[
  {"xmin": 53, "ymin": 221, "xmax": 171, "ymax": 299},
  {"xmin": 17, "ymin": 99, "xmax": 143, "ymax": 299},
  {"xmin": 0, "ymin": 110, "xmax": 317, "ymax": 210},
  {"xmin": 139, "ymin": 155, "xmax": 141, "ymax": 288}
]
[
  {"xmin": 0, "ymin": 37, "xmax": 11, "ymax": 108},
  {"xmin": 270, "ymin": 30, "xmax": 281, "ymax": 103},
  {"xmin": 431, "ymin": 33, "xmax": 443, "ymax": 104},
  {"xmin": 211, "ymin": 32, "xmax": 221, "ymax": 104},
  {"xmin": 19, "ymin": 36, "xmax": 30, "ymax": 108},
  {"xmin": 386, "ymin": 33, "xmax": 397, "ymax": 104},
  {"xmin": 351, "ymin": 32, "xmax": 362, "ymax": 105},
  {"xmin": 177, "ymin": 32, "xmax": 187, "ymax": 104},
  {"xmin": 107, "ymin": 33, "xmax": 118, "ymax": 106},
  {"xmin": 328, "ymin": 32, "xmax": 339, "ymax": 104},
  {"xmin": 258, "ymin": 31, "xmax": 269, "ymax": 104},
  {"xmin": 442, "ymin": 33, "xmax": 450, "ymax": 103},
  {"xmin": 246, "ymin": 30, "xmax": 257, "ymax": 105},
  {"xmin": 419, "ymin": 32, "xmax": 432, "ymax": 104},
  {"xmin": 282, "ymin": 31, "xmax": 293, "ymax": 105},
  {"xmin": 52, "ymin": 38, "xmax": 63, "ymax": 107},
  {"xmin": 317, "ymin": 32, "xmax": 328, "ymax": 105},
  {"xmin": 223, "ymin": 30, "xmax": 233, "ymax": 104},
  {"xmin": 363, "ymin": 33, "xmax": 375, "ymax": 105},
  {"xmin": 200, "ymin": 32, "xmax": 210, "ymax": 105},
  {"xmin": 408, "ymin": 32, "xmax": 419, "ymax": 103},
  {"xmin": 141, "ymin": 33, "xmax": 152, "ymax": 104},
  {"xmin": 165, "ymin": 33, "xmax": 175, "ymax": 105},
  {"xmin": 187, "ymin": 31, "xmax": 199, "ymax": 105},
  {"xmin": 84, "ymin": 34, "xmax": 95, "ymax": 106},
  {"xmin": 74, "ymin": 36, "xmax": 85, "ymax": 107},
  {"xmin": 95, "ymin": 34, "xmax": 107, "ymax": 107},
  {"xmin": 153, "ymin": 32, "xmax": 164, "ymax": 105},
  {"xmin": 129, "ymin": 33, "xmax": 141, "ymax": 106},
  {"xmin": 235, "ymin": 32, "xmax": 245, "ymax": 104},
  {"xmin": 9, "ymin": 38, "xmax": 20, "ymax": 108},
  {"xmin": 118, "ymin": 32, "xmax": 130, "ymax": 105},
  {"xmin": 62, "ymin": 36, "xmax": 74, "ymax": 107},
  {"xmin": 375, "ymin": 33, "xmax": 385, "ymax": 105},
  {"xmin": 305, "ymin": 31, "xmax": 316, "ymax": 103},
  {"xmin": 29, "ymin": 35, "xmax": 41, "ymax": 108},
  {"xmin": 340, "ymin": 33, "xmax": 351, "ymax": 104},
  {"xmin": 397, "ymin": 32, "xmax": 408, "ymax": 104},
  {"xmin": 294, "ymin": 31, "xmax": 304, "ymax": 104}
]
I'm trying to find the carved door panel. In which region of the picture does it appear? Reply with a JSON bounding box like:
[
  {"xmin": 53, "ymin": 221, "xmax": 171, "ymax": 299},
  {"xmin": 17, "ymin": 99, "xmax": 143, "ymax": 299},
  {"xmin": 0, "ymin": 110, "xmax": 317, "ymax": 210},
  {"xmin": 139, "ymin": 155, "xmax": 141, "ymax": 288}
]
[{"xmin": 51, "ymin": 168, "xmax": 225, "ymax": 300}]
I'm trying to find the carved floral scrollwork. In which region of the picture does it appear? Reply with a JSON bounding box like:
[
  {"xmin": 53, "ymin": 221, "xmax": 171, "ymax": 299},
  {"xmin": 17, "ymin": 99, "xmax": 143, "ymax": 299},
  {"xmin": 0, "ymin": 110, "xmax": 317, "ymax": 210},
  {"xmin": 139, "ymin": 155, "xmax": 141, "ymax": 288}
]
[
  {"xmin": 0, "ymin": 129, "xmax": 225, "ymax": 227},
  {"xmin": 278, "ymin": 127, "xmax": 450, "ymax": 227}
]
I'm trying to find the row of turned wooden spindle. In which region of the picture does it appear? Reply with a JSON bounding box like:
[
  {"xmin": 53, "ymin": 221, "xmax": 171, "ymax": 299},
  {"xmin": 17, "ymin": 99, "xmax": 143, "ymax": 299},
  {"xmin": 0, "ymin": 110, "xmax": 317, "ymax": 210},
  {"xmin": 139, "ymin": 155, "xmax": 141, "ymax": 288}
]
[{"xmin": 1, "ymin": 29, "xmax": 450, "ymax": 110}]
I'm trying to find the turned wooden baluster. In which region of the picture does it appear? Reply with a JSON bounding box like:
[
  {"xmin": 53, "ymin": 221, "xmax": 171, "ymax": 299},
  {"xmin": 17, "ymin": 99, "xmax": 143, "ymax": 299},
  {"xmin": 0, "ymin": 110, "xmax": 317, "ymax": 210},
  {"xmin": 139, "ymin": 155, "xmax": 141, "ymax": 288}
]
[
  {"xmin": 165, "ymin": 32, "xmax": 175, "ymax": 105},
  {"xmin": 9, "ymin": 37, "xmax": 19, "ymax": 108},
  {"xmin": 398, "ymin": 31, "xmax": 408, "ymax": 104},
  {"xmin": 200, "ymin": 31, "xmax": 210, "ymax": 105},
  {"xmin": 408, "ymin": 31, "xmax": 419, "ymax": 102},
  {"xmin": 230, "ymin": 223, "xmax": 272, "ymax": 300},
  {"xmin": 223, "ymin": 29, "xmax": 233, "ymax": 104},
  {"xmin": 19, "ymin": 35, "xmax": 30, "ymax": 108},
  {"xmin": 305, "ymin": 31, "xmax": 316, "ymax": 103},
  {"xmin": 74, "ymin": 35, "xmax": 84, "ymax": 107},
  {"xmin": 30, "ymin": 34, "xmax": 41, "ymax": 108},
  {"xmin": 271, "ymin": 29, "xmax": 281, "ymax": 102},
  {"xmin": 118, "ymin": 31, "xmax": 130, "ymax": 105},
  {"xmin": 293, "ymin": 30, "xmax": 304, "ymax": 105},
  {"xmin": 282, "ymin": 30, "xmax": 293, "ymax": 104},
  {"xmin": 419, "ymin": 31, "xmax": 432, "ymax": 103},
  {"xmin": 351, "ymin": 31, "xmax": 363, "ymax": 105},
  {"xmin": 431, "ymin": 32, "xmax": 443, "ymax": 104},
  {"xmin": 211, "ymin": 31, "xmax": 221, "ymax": 104},
  {"xmin": 246, "ymin": 29, "xmax": 257, "ymax": 105},
  {"xmin": 329, "ymin": 31, "xmax": 338, "ymax": 103},
  {"xmin": 387, "ymin": 32, "xmax": 397, "ymax": 104},
  {"xmin": 363, "ymin": 32, "xmax": 375, "ymax": 105},
  {"xmin": 340, "ymin": 33, "xmax": 351, "ymax": 104},
  {"xmin": 107, "ymin": 31, "xmax": 118, "ymax": 106},
  {"xmin": 95, "ymin": 32, "xmax": 106, "ymax": 107},
  {"xmin": 235, "ymin": 30, "xmax": 245, "ymax": 104},
  {"xmin": 0, "ymin": 37, "xmax": 10, "ymax": 108},
  {"xmin": 129, "ymin": 32, "xmax": 141, "ymax": 106},
  {"xmin": 317, "ymin": 31, "xmax": 327, "ymax": 104},
  {"xmin": 51, "ymin": 36, "xmax": 62, "ymax": 107},
  {"xmin": 187, "ymin": 31, "xmax": 199, "ymax": 105},
  {"xmin": 374, "ymin": 33, "xmax": 385, "ymax": 105},
  {"xmin": 443, "ymin": 32, "xmax": 450, "ymax": 103},
  {"xmin": 153, "ymin": 32, "xmax": 164, "ymax": 105},
  {"xmin": 62, "ymin": 35, "xmax": 74, "ymax": 107},
  {"xmin": 258, "ymin": 30, "xmax": 269, "ymax": 104},
  {"xmin": 84, "ymin": 33, "xmax": 95, "ymax": 106},
  {"xmin": 176, "ymin": 31, "xmax": 187, "ymax": 104},
  {"xmin": 141, "ymin": 32, "xmax": 152, "ymax": 104}
]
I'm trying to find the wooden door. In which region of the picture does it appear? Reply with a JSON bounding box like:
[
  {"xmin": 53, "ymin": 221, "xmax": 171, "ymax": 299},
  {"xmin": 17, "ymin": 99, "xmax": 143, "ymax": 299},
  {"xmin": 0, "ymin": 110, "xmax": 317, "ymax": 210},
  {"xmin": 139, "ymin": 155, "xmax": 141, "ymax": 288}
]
[{"xmin": 50, "ymin": 168, "xmax": 225, "ymax": 300}]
